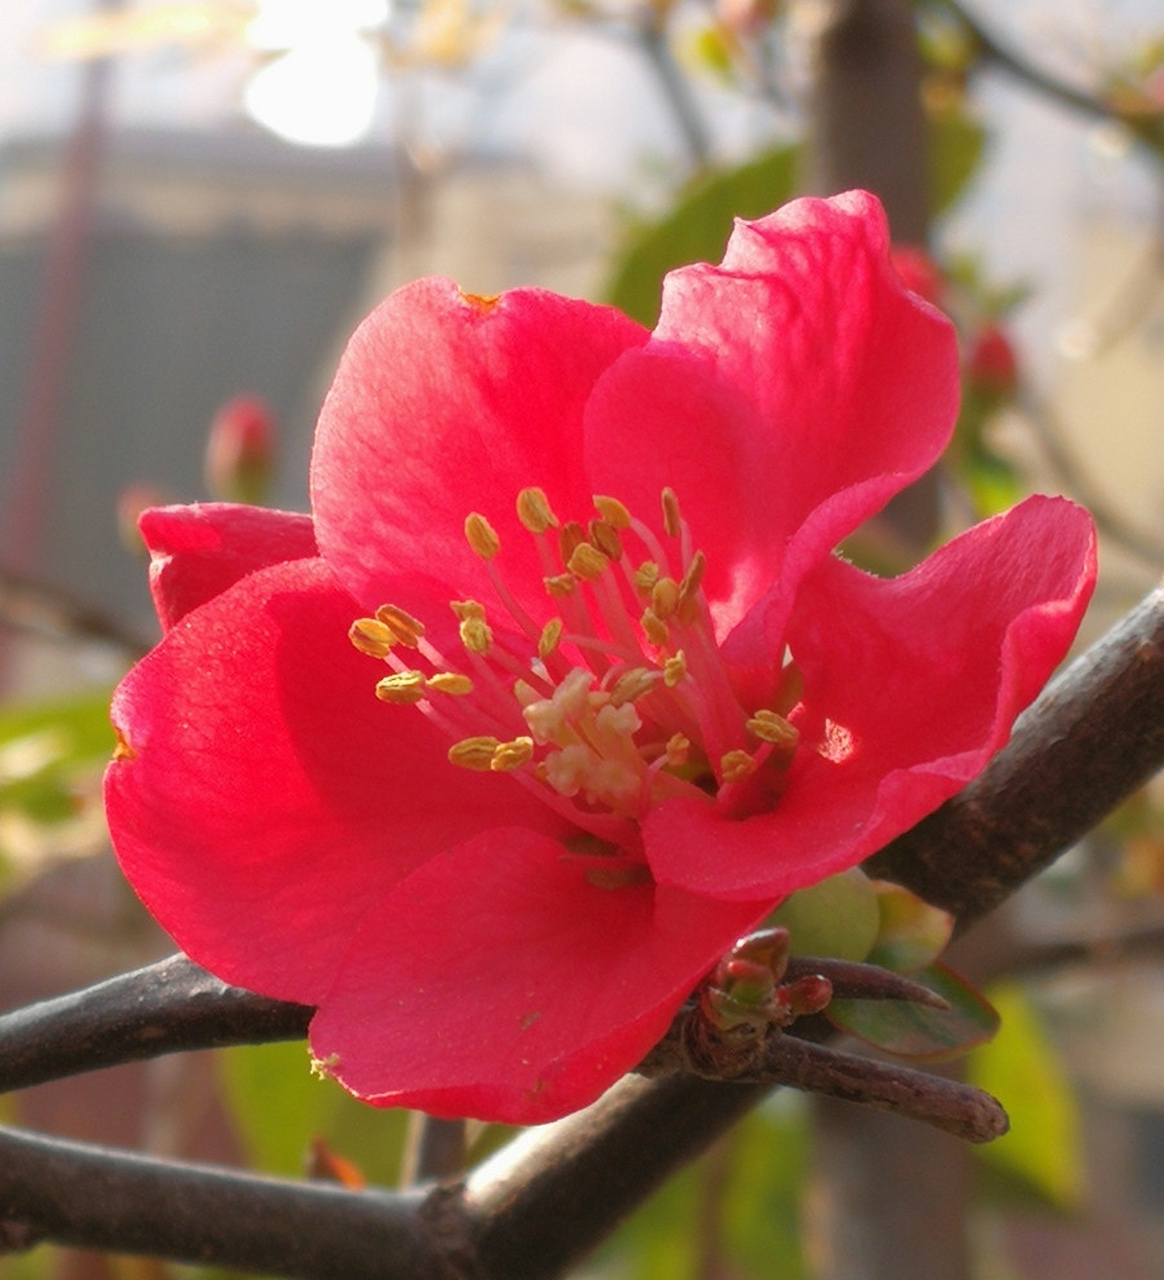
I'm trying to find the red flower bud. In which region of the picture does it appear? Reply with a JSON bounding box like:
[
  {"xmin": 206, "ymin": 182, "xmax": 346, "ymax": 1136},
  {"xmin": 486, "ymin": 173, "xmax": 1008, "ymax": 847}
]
[
  {"xmin": 205, "ymin": 395, "xmax": 277, "ymax": 505},
  {"xmin": 965, "ymin": 323, "xmax": 1019, "ymax": 397}
]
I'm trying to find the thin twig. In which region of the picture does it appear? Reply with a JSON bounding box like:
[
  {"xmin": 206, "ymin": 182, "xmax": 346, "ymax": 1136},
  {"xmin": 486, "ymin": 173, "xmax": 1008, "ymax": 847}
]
[
  {"xmin": 945, "ymin": 0, "xmax": 1164, "ymax": 151},
  {"xmin": 0, "ymin": 566, "xmax": 151, "ymax": 656}
]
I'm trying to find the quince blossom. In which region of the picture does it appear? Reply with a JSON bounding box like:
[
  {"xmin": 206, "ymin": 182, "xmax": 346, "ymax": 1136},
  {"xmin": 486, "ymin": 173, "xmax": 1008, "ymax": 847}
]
[{"xmin": 104, "ymin": 192, "xmax": 1096, "ymax": 1124}]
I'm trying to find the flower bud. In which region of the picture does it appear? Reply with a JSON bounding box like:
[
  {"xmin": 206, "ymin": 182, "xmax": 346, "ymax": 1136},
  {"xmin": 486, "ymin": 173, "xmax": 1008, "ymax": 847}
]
[
  {"xmin": 965, "ymin": 323, "xmax": 1019, "ymax": 397},
  {"xmin": 205, "ymin": 395, "xmax": 276, "ymax": 505}
]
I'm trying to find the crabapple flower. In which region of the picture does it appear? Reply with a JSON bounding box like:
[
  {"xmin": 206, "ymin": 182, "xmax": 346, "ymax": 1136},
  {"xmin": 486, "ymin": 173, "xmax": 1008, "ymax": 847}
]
[{"xmin": 104, "ymin": 191, "xmax": 1097, "ymax": 1124}]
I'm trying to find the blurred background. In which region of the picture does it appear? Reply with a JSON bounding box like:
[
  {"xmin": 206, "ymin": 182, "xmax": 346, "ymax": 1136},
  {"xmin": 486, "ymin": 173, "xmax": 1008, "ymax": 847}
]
[{"xmin": 0, "ymin": 1, "xmax": 1161, "ymax": 1277}]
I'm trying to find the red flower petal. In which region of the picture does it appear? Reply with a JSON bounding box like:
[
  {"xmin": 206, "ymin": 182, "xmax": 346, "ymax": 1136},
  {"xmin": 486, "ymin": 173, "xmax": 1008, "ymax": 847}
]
[
  {"xmin": 585, "ymin": 191, "xmax": 960, "ymax": 653},
  {"xmin": 309, "ymin": 830, "xmax": 766, "ymax": 1123},
  {"xmin": 105, "ymin": 558, "xmax": 569, "ymax": 1004},
  {"xmin": 646, "ymin": 496, "xmax": 1096, "ymax": 900},
  {"xmin": 311, "ymin": 280, "xmax": 648, "ymax": 614},
  {"xmin": 141, "ymin": 503, "xmax": 317, "ymax": 631}
]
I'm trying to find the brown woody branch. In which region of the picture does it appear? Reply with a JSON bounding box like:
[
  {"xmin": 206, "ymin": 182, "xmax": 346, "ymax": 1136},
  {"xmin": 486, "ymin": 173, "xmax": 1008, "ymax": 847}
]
[{"xmin": 0, "ymin": 587, "xmax": 1162, "ymax": 1276}]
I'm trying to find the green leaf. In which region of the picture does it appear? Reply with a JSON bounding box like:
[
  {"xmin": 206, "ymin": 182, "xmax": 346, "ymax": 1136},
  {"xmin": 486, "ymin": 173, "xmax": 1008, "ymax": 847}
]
[
  {"xmin": 865, "ymin": 880, "xmax": 954, "ymax": 973},
  {"xmin": 929, "ymin": 109, "xmax": 988, "ymax": 216},
  {"xmin": 604, "ymin": 145, "xmax": 800, "ymax": 327},
  {"xmin": 769, "ymin": 867, "xmax": 880, "ymax": 963},
  {"xmin": 0, "ymin": 691, "xmax": 115, "ymax": 824},
  {"xmin": 219, "ymin": 1041, "xmax": 409, "ymax": 1186},
  {"xmin": 967, "ymin": 982, "xmax": 1084, "ymax": 1210},
  {"xmin": 826, "ymin": 961, "xmax": 1000, "ymax": 1060}
]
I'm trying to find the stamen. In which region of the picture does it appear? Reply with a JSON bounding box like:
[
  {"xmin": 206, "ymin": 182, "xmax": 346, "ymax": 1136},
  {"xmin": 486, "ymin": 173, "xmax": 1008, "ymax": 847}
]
[
  {"xmin": 459, "ymin": 615, "xmax": 493, "ymax": 655},
  {"xmin": 610, "ymin": 667, "xmax": 658, "ymax": 706},
  {"xmin": 567, "ymin": 542, "xmax": 609, "ymax": 581},
  {"xmin": 665, "ymin": 733, "xmax": 690, "ymax": 767},
  {"xmin": 559, "ymin": 522, "xmax": 588, "ymax": 561},
  {"xmin": 375, "ymin": 604, "xmax": 426, "ymax": 647},
  {"xmin": 545, "ymin": 572, "xmax": 577, "ymax": 598},
  {"xmin": 589, "ymin": 519, "xmax": 623, "ymax": 561},
  {"xmin": 427, "ymin": 672, "xmax": 474, "ymax": 696},
  {"xmin": 449, "ymin": 736, "xmax": 502, "ymax": 770},
  {"xmin": 720, "ymin": 750, "xmax": 758, "ymax": 785},
  {"xmin": 465, "ymin": 512, "xmax": 501, "ymax": 559},
  {"xmin": 678, "ymin": 550, "xmax": 706, "ymax": 624},
  {"xmin": 450, "ymin": 599, "xmax": 486, "ymax": 621},
  {"xmin": 538, "ymin": 618, "xmax": 563, "ymax": 659},
  {"xmin": 661, "ymin": 487, "xmax": 682, "ymax": 538},
  {"xmin": 633, "ymin": 561, "xmax": 660, "ymax": 595},
  {"xmin": 640, "ymin": 610, "xmax": 669, "ymax": 647},
  {"xmin": 747, "ymin": 709, "xmax": 800, "ymax": 751},
  {"xmin": 517, "ymin": 487, "xmax": 559, "ymax": 534},
  {"xmin": 651, "ymin": 577, "xmax": 681, "ymax": 620},
  {"xmin": 663, "ymin": 651, "xmax": 688, "ymax": 688},
  {"xmin": 492, "ymin": 737, "xmax": 535, "ymax": 771},
  {"xmin": 593, "ymin": 495, "xmax": 631, "ymax": 529},
  {"xmin": 375, "ymin": 671, "xmax": 428, "ymax": 704},
  {"xmin": 349, "ymin": 617, "xmax": 395, "ymax": 658}
]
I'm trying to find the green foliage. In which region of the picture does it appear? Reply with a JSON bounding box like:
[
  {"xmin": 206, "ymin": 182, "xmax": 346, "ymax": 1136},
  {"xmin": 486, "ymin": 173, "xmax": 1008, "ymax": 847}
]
[
  {"xmin": 865, "ymin": 879, "xmax": 954, "ymax": 973},
  {"xmin": 218, "ymin": 1041, "xmax": 410, "ymax": 1186},
  {"xmin": 604, "ymin": 145, "xmax": 800, "ymax": 327},
  {"xmin": 967, "ymin": 983, "xmax": 1085, "ymax": 1211},
  {"xmin": 929, "ymin": 108, "xmax": 988, "ymax": 217},
  {"xmin": 0, "ymin": 691, "xmax": 114, "ymax": 825},
  {"xmin": 769, "ymin": 867, "xmax": 880, "ymax": 962},
  {"xmin": 602, "ymin": 1099, "xmax": 809, "ymax": 1280},
  {"xmin": 827, "ymin": 961, "xmax": 1000, "ymax": 1061}
]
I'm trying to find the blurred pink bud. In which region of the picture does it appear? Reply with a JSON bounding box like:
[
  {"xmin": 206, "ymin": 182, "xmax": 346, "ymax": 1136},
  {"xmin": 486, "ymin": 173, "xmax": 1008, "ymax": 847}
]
[
  {"xmin": 716, "ymin": 0, "xmax": 780, "ymax": 36},
  {"xmin": 205, "ymin": 395, "xmax": 277, "ymax": 505},
  {"xmin": 966, "ymin": 323, "xmax": 1019, "ymax": 397}
]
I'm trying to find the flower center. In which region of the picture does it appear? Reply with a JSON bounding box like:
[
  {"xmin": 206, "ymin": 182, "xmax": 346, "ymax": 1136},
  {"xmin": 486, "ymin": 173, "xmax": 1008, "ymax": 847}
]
[{"xmin": 349, "ymin": 487, "xmax": 800, "ymax": 848}]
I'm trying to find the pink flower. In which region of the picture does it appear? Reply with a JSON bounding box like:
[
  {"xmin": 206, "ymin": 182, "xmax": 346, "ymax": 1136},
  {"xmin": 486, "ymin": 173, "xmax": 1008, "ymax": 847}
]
[{"xmin": 104, "ymin": 192, "xmax": 1096, "ymax": 1124}]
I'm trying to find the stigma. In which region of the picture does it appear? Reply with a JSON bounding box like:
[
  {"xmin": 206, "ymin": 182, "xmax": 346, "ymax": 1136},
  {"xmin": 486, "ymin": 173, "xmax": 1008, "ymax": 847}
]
[{"xmin": 349, "ymin": 486, "xmax": 800, "ymax": 844}]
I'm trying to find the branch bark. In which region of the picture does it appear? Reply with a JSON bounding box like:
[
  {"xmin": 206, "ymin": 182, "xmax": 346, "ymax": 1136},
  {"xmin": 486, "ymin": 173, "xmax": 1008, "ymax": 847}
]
[{"xmin": 0, "ymin": 587, "xmax": 1161, "ymax": 1276}]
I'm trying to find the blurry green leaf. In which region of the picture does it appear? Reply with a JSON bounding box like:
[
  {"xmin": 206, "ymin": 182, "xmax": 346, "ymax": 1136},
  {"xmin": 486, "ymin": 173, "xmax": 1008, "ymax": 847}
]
[
  {"xmin": 827, "ymin": 962, "xmax": 999, "ymax": 1060},
  {"xmin": 930, "ymin": 109, "xmax": 987, "ymax": 216},
  {"xmin": 968, "ymin": 983, "xmax": 1085, "ymax": 1210},
  {"xmin": 770, "ymin": 867, "xmax": 880, "ymax": 963},
  {"xmin": 219, "ymin": 1041, "xmax": 409, "ymax": 1186},
  {"xmin": 866, "ymin": 880, "xmax": 954, "ymax": 973},
  {"xmin": 0, "ymin": 691, "xmax": 114, "ymax": 824},
  {"xmin": 604, "ymin": 145, "xmax": 799, "ymax": 327},
  {"xmin": 602, "ymin": 1099, "xmax": 809, "ymax": 1280}
]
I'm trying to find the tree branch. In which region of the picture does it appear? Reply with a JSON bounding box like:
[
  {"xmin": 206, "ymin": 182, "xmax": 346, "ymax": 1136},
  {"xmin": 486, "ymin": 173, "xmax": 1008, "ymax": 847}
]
[
  {"xmin": 868, "ymin": 584, "xmax": 1164, "ymax": 927},
  {"xmin": 0, "ymin": 588, "xmax": 1161, "ymax": 1275}
]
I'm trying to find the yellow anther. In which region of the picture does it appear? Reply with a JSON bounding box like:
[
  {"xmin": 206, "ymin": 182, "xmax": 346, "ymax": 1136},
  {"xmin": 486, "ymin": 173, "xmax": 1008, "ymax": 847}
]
[
  {"xmin": 465, "ymin": 512, "xmax": 501, "ymax": 559},
  {"xmin": 349, "ymin": 617, "xmax": 395, "ymax": 658},
  {"xmin": 450, "ymin": 599, "xmax": 486, "ymax": 621},
  {"xmin": 665, "ymin": 733, "xmax": 690, "ymax": 767},
  {"xmin": 663, "ymin": 650, "xmax": 688, "ymax": 688},
  {"xmin": 567, "ymin": 542, "xmax": 609, "ymax": 581},
  {"xmin": 492, "ymin": 736, "xmax": 535, "ymax": 772},
  {"xmin": 459, "ymin": 616, "xmax": 493, "ymax": 655},
  {"xmin": 374, "ymin": 604, "xmax": 426, "ymax": 647},
  {"xmin": 544, "ymin": 572, "xmax": 577, "ymax": 598},
  {"xmin": 593, "ymin": 495, "xmax": 631, "ymax": 529},
  {"xmin": 538, "ymin": 617, "xmax": 564, "ymax": 659},
  {"xmin": 375, "ymin": 671, "xmax": 428, "ymax": 704},
  {"xmin": 651, "ymin": 576, "xmax": 681, "ymax": 620},
  {"xmin": 426, "ymin": 672, "xmax": 474, "ymax": 696},
  {"xmin": 610, "ymin": 667, "xmax": 657, "ymax": 706},
  {"xmin": 516, "ymin": 487, "xmax": 559, "ymax": 534},
  {"xmin": 720, "ymin": 750, "xmax": 758, "ymax": 785},
  {"xmin": 558, "ymin": 521, "xmax": 587, "ymax": 561},
  {"xmin": 633, "ymin": 561, "xmax": 660, "ymax": 594},
  {"xmin": 641, "ymin": 609, "xmax": 669, "ymax": 647},
  {"xmin": 589, "ymin": 519, "xmax": 623, "ymax": 561},
  {"xmin": 747, "ymin": 709, "xmax": 800, "ymax": 750},
  {"xmin": 661, "ymin": 487, "xmax": 682, "ymax": 538},
  {"xmin": 449, "ymin": 736, "xmax": 502, "ymax": 770}
]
